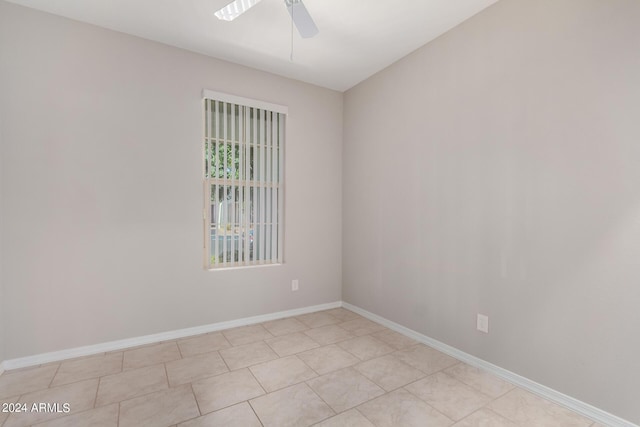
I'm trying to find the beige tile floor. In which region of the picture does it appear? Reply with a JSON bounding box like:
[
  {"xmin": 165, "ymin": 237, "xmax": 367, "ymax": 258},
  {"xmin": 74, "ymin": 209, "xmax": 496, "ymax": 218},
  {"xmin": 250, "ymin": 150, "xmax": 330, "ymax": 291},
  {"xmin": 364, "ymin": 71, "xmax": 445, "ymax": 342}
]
[{"xmin": 0, "ymin": 308, "xmax": 599, "ymax": 427}]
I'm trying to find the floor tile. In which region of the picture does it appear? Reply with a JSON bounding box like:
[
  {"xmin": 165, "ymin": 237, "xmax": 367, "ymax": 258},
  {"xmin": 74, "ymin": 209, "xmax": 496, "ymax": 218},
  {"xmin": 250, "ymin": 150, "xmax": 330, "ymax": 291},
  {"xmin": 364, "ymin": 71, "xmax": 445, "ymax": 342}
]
[
  {"xmin": 123, "ymin": 342, "xmax": 181, "ymax": 370},
  {"xmin": 393, "ymin": 344, "xmax": 459, "ymax": 374},
  {"xmin": 337, "ymin": 335, "xmax": 395, "ymax": 360},
  {"xmin": 324, "ymin": 308, "xmax": 363, "ymax": 322},
  {"xmin": 4, "ymin": 379, "xmax": 98, "ymax": 427},
  {"xmin": 0, "ymin": 365, "xmax": 58, "ymax": 400},
  {"xmin": 250, "ymin": 383, "xmax": 334, "ymax": 427},
  {"xmin": 250, "ymin": 355, "xmax": 317, "ymax": 392},
  {"xmin": 0, "ymin": 311, "xmax": 597, "ymax": 427},
  {"xmin": 452, "ymin": 408, "xmax": 517, "ymax": 427},
  {"xmin": 304, "ymin": 325, "xmax": 354, "ymax": 345},
  {"xmin": 262, "ymin": 317, "xmax": 308, "ymax": 336},
  {"xmin": 314, "ymin": 409, "xmax": 375, "ymax": 427},
  {"xmin": 177, "ymin": 332, "xmax": 231, "ymax": 357},
  {"xmin": 354, "ymin": 354, "xmax": 425, "ymax": 391},
  {"xmin": 222, "ymin": 324, "xmax": 274, "ymax": 346},
  {"xmin": 95, "ymin": 364, "xmax": 168, "ymax": 406},
  {"xmin": 178, "ymin": 402, "xmax": 261, "ymax": 427},
  {"xmin": 444, "ymin": 363, "xmax": 514, "ymax": 398},
  {"xmin": 488, "ymin": 388, "xmax": 593, "ymax": 427},
  {"xmin": 266, "ymin": 332, "xmax": 319, "ymax": 357},
  {"xmin": 372, "ymin": 329, "xmax": 419, "ymax": 350},
  {"xmin": 297, "ymin": 312, "xmax": 341, "ymax": 328},
  {"xmin": 166, "ymin": 351, "xmax": 229, "ymax": 386},
  {"xmin": 307, "ymin": 367, "xmax": 385, "ymax": 413},
  {"xmin": 357, "ymin": 388, "xmax": 453, "ymax": 427},
  {"xmin": 338, "ymin": 318, "xmax": 386, "ymax": 336},
  {"xmin": 405, "ymin": 372, "xmax": 491, "ymax": 421},
  {"xmin": 0, "ymin": 396, "xmax": 20, "ymax": 425},
  {"xmin": 192, "ymin": 368, "xmax": 265, "ymax": 414},
  {"xmin": 119, "ymin": 384, "xmax": 200, "ymax": 427},
  {"xmin": 32, "ymin": 403, "xmax": 119, "ymax": 427},
  {"xmin": 297, "ymin": 344, "xmax": 360, "ymax": 375},
  {"xmin": 219, "ymin": 341, "xmax": 278, "ymax": 370},
  {"xmin": 51, "ymin": 353, "xmax": 122, "ymax": 387}
]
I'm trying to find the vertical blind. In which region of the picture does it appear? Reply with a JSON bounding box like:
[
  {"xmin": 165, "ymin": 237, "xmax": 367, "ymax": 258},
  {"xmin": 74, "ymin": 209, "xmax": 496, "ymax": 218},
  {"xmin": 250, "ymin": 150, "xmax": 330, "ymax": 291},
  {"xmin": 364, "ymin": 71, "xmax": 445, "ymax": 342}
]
[{"xmin": 203, "ymin": 93, "xmax": 285, "ymax": 269}]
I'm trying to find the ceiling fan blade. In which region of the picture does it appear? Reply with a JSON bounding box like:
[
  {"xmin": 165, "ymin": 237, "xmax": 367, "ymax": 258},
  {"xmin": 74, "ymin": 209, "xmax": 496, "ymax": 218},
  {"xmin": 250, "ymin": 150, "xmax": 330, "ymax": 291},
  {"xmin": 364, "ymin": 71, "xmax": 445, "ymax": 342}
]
[
  {"xmin": 215, "ymin": 0, "xmax": 263, "ymax": 21},
  {"xmin": 285, "ymin": 0, "xmax": 319, "ymax": 38}
]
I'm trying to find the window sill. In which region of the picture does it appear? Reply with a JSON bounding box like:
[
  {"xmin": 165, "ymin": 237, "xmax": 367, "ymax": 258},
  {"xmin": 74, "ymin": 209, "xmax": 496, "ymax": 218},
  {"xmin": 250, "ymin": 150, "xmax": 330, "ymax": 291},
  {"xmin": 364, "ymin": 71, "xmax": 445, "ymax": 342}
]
[{"xmin": 207, "ymin": 263, "xmax": 283, "ymax": 272}]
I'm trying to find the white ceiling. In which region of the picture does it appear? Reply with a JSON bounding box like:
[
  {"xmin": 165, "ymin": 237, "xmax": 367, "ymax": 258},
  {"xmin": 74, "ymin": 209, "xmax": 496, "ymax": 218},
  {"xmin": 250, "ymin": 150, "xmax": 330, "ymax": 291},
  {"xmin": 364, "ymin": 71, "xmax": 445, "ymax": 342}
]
[{"xmin": 7, "ymin": 0, "xmax": 499, "ymax": 91}]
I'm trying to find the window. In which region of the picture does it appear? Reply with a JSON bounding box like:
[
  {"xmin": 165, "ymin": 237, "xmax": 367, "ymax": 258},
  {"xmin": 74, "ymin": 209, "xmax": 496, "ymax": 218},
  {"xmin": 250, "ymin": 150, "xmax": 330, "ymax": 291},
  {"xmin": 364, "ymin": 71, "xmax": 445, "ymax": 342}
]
[{"xmin": 202, "ymin": 90, "xmax": 286, "ymax": 269}]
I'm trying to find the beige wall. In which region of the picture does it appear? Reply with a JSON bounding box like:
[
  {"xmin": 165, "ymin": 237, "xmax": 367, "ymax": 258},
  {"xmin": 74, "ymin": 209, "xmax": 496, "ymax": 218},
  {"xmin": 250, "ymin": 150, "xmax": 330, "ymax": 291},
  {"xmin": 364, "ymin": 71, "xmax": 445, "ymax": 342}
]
[
  {"xmin": 0, "ymin": 112, "xmax": 4, "ymax": 365},
  {"xmin": 0, "ymin": 1, "xmax": 342, "ymax": 359},
  {"xmin": 343, "ymin": 0, "xmax": 640, "ymax": 423}
]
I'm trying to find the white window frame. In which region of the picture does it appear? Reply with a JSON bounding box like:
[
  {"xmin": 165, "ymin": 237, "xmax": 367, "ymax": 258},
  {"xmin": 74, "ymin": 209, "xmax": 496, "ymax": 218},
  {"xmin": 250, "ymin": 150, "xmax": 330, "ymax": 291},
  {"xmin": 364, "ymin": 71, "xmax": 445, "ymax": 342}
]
[{"xmin": 202, "ymin": 90, "xmax": 286, "ymax": 270}]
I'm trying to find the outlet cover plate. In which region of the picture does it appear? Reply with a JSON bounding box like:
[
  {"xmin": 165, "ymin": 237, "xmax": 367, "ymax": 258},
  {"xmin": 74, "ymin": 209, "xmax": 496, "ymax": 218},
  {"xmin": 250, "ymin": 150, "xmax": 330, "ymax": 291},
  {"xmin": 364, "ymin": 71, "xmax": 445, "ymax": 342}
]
[{"xmin": 477, "ymin": 314, "xmax": 489, "ymax": 333}]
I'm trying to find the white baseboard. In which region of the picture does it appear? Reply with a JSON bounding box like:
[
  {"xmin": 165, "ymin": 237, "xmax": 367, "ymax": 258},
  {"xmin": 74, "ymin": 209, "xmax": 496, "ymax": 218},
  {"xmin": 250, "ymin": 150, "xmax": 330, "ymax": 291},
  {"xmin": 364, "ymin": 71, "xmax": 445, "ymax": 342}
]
[
  {"xmin": 342, "ymin": 302, "xmax": 637, "ymax": 427},
  {"xmin": 0, "ymin": 362, "xmax": 4, "ymax": 376},
  {"xmin": 2, "ymin": 301, "xmax": 341, "ymax": 371}
]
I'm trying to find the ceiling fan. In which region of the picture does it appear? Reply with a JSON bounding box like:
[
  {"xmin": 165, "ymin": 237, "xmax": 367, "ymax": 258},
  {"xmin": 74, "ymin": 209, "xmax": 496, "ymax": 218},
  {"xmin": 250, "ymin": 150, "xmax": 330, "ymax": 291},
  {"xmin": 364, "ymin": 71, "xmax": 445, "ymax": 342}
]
[{"xmin": 214, "ymin": 0, "xmax": 319, "ymax": 38}]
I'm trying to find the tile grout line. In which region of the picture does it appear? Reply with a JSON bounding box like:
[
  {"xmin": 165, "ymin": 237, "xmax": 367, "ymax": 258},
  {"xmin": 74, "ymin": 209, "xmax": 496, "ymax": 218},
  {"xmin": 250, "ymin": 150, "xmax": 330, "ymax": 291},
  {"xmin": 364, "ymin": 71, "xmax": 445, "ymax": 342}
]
[
  {"xmin": 247, "ymin": 399, "xmax": 265, "ymax": 427},
  {"xmin": 439, "ymin": 371, "xmax": 503, "ymax": 422},
  {"xmin": 188, "ymin": 383, "xmax": 203, "ymax": 417},
  {"xmin": 399, "ymin": 382, "xmax": 456, "ymax": 424},
  {"xmin": 349, "ymin": 355, "xmax": 427, "ymax": 395},
  {"xmin": 261, "ymin": 338, "xmax": 281, "ymax": 357},
  {"xmin": 440, "ymin": 406, "xmax": 480, "ymax": 424},
  {"xmin": 106, "ymin": 385, "xmax": 175, "ymax": 414},
  {"xmin": 292, "ymin": 354, "xmax": 321, "ymax": 378},
  {"xmin": 217, "ymin": 349, "xmax": 232, "ymax": 373},
  {"xmin": 25, "ymin": 352, "xmax": 124, "ymax": 394},
  {"xmin": 476, "ymin": 390, "xmax": 522, "ymax": 425},
  {"xmin": 191, "ymin": 368, "xmax": 270, "ymax": 419},
  {"xmin": 175, "ymin": 341, "xmax": 184, "ymax": 360},
  {"xmin": 163, "ymin": 363, "xmax": 170, "ymax": 389},
  {"xmin": 439, "ymin": 370, "xmax": 496, "ymax": 401},
  {"xmin": 46, "ymin": 363, "xmax": 61, "ymax": 389},
  {"xmin": 302, "ymin": 377, "xmax": 337, "ymax": 419},
  {"xmin": 94, "ymin": 363, "xmax": 175, "ymax": 409},
  {"xmin": 353, "ymin": 408, "xmax": 374, "ymax": 426},
  {"xmin": 92, "ymin": 374, "xmax": 101, "ymax": 409},
  {"xmin": 246, "ymin": 366, "xmax": 268, "ymax": 398},
  {"xmin": 442, "ymin": 365, "xmax": 516, "ymax": 402}
]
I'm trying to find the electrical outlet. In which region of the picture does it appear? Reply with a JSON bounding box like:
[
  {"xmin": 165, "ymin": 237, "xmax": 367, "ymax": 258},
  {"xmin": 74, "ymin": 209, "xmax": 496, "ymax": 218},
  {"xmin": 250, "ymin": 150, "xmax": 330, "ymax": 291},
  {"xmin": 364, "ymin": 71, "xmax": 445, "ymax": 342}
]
[
  {"xmin": 291, "ymin": 279, "xmax": 299, "ymax": 291},
  {"xmin": 477, "ymin": 314, "xmax": 489, "ymax": 333}
]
